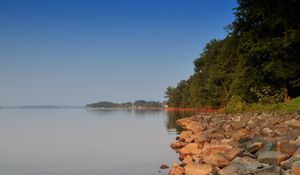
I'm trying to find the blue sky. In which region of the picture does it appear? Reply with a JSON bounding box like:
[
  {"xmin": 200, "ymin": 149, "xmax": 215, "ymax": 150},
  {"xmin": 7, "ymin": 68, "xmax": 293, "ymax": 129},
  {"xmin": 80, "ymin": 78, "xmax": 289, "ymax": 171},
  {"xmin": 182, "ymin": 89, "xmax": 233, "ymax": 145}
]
[{"xmin": 0, "ymin": 0, "xmax": 237, "ymax": 106}]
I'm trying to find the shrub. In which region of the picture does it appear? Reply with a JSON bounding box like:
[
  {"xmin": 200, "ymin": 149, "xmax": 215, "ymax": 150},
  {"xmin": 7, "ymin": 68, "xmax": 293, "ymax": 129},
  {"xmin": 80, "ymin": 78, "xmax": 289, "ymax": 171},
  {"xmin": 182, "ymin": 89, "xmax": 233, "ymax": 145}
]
[{"xmin": 225, "ymin": 95, "xmax": 246, "ymax": 113}]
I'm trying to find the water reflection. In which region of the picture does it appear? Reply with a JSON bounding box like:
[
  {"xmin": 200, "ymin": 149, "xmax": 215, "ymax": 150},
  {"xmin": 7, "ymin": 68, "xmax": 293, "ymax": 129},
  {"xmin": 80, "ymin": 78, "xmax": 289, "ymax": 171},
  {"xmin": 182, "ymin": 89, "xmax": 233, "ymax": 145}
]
[
  {"xmin": 165, "ymin": 111, "xmax": 197, "ymax": 134},
  {"xmin": 86, "ymin": 108, "xmax": 163, "ymax": 118},
  {"xmin": 86, "ymin": 108, "xmax": 196, "ymax": 134}
]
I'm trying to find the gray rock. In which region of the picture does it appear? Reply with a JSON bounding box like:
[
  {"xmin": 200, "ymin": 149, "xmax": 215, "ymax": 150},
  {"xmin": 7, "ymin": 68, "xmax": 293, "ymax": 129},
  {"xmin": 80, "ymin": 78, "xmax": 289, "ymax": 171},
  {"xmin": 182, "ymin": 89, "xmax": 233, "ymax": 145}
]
[
  {"xmin": 242, "ymin": 139, "xmax": 264, "ymax": 153},
  {"xmin": 219, "ymin": 157, "xmax": 265, "ymax": 175},
  {"xmin": 252, "ymin": 166, "xmax": 282, "ymax": 175},
  {"xmin": 257, "ymin": 151, "xmax": 289, "ymax": 166}
]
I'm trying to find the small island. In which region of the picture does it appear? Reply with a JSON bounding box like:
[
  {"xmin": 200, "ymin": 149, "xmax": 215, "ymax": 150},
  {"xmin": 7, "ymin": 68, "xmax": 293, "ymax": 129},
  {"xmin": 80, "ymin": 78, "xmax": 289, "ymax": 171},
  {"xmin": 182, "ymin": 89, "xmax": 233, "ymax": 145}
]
[{"xmin": 86, "ymin": 100, "xmax": 165, "ymax": 109}]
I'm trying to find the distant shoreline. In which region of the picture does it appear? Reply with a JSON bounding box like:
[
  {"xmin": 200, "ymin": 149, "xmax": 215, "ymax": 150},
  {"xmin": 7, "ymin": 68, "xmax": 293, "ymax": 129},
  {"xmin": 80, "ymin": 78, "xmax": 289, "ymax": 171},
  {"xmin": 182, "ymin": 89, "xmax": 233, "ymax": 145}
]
[{"xmin": 0, "ymin": 105, "xmax": 84, "ymax": 109}]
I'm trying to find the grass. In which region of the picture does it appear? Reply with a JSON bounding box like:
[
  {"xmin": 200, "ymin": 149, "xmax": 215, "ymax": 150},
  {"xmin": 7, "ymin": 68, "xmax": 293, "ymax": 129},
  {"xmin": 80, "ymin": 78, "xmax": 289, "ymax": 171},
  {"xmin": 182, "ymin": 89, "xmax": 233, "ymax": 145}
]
[{"xmin": 224, "ymin": 96, "xmax": 300, "ymax": 114}]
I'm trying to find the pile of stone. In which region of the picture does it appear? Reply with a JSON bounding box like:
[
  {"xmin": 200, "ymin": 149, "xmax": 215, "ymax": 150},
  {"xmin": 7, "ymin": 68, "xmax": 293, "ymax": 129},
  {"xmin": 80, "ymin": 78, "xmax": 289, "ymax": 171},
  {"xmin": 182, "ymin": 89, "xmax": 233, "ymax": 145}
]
[{"xmin": 168, "ymin": 112, "xmax": 300, "ymax": 175}]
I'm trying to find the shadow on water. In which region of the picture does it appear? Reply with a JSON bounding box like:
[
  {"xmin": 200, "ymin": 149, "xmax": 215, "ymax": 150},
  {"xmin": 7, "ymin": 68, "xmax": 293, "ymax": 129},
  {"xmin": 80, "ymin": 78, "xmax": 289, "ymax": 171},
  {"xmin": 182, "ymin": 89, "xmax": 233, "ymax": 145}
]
[{"xmin": 165, "ymin": 111, "xmax": 197, "ymax": 134}]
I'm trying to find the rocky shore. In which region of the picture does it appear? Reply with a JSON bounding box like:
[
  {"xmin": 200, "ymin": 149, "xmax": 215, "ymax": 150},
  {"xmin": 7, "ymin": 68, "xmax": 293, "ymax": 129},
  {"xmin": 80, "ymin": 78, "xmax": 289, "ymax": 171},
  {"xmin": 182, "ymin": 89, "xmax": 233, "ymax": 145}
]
[{"xmin": 168, "ymin": 112, "xmax": 300, "ymax": 175}]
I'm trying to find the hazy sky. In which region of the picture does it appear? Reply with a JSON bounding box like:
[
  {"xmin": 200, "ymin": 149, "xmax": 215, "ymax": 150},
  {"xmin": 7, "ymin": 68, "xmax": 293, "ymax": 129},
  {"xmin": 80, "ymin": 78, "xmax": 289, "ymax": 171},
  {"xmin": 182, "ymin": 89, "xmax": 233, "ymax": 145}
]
[{"xmin": 0, "ymin": 0, "xmax": 236, "ymax": 106}]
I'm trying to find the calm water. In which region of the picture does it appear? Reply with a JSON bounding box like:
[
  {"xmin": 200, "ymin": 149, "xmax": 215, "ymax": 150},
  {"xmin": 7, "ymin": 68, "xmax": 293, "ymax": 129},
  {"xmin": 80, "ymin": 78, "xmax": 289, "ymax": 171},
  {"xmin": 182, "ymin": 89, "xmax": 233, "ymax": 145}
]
[{"xmin": 0, "ymin": 108, "xmax": 194, "ymax": 175}]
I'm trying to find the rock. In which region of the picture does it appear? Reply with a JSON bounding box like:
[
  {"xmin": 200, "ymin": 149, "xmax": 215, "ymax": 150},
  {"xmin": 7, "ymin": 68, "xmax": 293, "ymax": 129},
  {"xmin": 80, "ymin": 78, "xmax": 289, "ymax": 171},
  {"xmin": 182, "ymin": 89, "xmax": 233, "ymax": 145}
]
[
  {"xmin": 291, "ymin": 161, "xmax": 300, "ymax": 175},
  {"xmin": 202, "ymin": 144, "xmax": 234, "ymax": 154},
  {"xmin": 283, "ymin": 169, "xmax": 291, "ymax": 175},
  {"xmin": 247, "ymin": 120, "xmax": 256, "ymax": 128},
  {"xmin": 168, "ymin": 163, "xmax": 185, "ymax": 175},
  {"xmin": 178, "ymin": 153, "xmax": 187, "ymax": 161},
  {"xmin": 257, "ymin": 151, "xmax": 289, "ymax": 165},
  {"xmin": 221, "ymin": 138, "xmax": 234, "ymax": 145},
  {"xmin": 224, "ymin": 148, "xmax": 241, "ymax": 161},
  {"xmin": 224, "ymin": 124, "xmax": 233, "ymax": 133},
  {"xmin": 203, "ymin": 153, "xmax": 230, "ymax": 167},
  {"xmin": 255, "ymin": 142, "xmax": 276, "ymax": 156},
  {"xmin": 179, "ymin": 143, "xmax": 200, "ymax": 155},
  {"xmin": 232, "ymin": 115, "xmax": 241, "ymax": 122},
  {"xmin": 182, "ymin": 155, "xmax": 194, "ymax": 164},
  {"xmin": 177, "ymin": 118, "xmax": 201, "ymax": 133},
  {"xmin": 280, "ymin": 142, "xmax": 299, "ymax": 156},
  {"xmin": 290, "ymin": 136, "xmax": 300, "ymax": 145},
  {"xmin": 262, "ymin": 128, "xmax": 274, "ymax": 137},
  {"xmin": 194, "ymin": 135, "xmax": 209, "ymax": 144},
  {"xmin": 232, "ymin": 129, "xmax": 250, "ymax": 141},
  {"xmin": 243, "ymin": 139, "xmax": 264, "ymax": 153},
  {"xmin": 281, "ymin": 148, "xmax": 300, "ymax": 169},
  {"xmin": 219, "ymin": 157, "xmax": 265, "ymax": 175},
  {"xmin": 184, "ymin": 163, "xmax": 214, "ymax": 175},
  {"xmin": 257, "ymin": 115, "xmax": 263, "ymax": 120},
  {"xmin": 285, "ymin": 119, "xmax": 300, "ymax": 130},
  {"xmin": 160, "ymin": 164, "xmax": 169, "ymax": 169},
  {"xmin": 171, "ymin": 113, "xmax": 300, "ymax": 175},
  {"xmin": 201, "ymin": 144, "xmax": 234, "ymax": 167},
  {"xmin": 170, "ymin": 142, "xmax": 186, "ymax": 149},
  {"xmin": 231, "ymin": 121, "xmax": 247, "ymax": 130},
  {"xmin": 253, "ymin": 166, "xmax": 282, "ymax": 175},
  {"xmin": 177, "ymin": 130, "xmax": 193, "ymax": 142},
  {"xmin": 192, "ymin": 155, "xmax": 202, "ymax": 164}
]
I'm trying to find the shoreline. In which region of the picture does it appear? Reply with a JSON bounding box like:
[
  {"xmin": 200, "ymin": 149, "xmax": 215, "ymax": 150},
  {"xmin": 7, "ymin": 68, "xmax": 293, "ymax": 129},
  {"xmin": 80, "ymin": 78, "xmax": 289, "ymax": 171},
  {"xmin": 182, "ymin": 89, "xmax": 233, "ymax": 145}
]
[
  {"xmin": 163, "ymin": 107, "xmax": 223, "ymax": 113},
  {"xmin": 167, "ymin": 112, "xmax": 300, "ymax": 175}
]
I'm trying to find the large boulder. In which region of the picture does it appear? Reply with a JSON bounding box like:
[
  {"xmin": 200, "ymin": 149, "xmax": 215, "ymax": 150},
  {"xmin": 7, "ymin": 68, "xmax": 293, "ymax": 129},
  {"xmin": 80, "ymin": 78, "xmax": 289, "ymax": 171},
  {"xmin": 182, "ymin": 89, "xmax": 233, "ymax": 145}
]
[
  {"xmin": 203, "ymin": 153, "xmax": 230, "ymax": 167},
  {"xmin": 201, "ymin": 142, "xmax": 239, "ymax": 167}
]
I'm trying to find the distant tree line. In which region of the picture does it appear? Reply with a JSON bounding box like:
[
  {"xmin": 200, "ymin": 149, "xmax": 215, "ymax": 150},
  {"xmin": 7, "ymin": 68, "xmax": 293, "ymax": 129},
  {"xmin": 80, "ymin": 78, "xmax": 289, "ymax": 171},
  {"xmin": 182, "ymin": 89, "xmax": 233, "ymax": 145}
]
[
  {"xmin": 86, "ymin": 100, "xmax": 164, "ymax": 108},
  {"xmin": 166, "ymin": 0, "xmax": 300, "ymax": 108}
]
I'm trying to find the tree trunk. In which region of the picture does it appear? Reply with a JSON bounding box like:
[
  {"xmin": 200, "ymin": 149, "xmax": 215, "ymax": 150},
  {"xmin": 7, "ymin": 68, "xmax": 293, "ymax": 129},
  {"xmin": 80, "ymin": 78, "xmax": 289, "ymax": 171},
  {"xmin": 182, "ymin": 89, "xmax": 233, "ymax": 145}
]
[{"xmin": 283, "ymin": 87, "xmax": 290, "ymax": 102}]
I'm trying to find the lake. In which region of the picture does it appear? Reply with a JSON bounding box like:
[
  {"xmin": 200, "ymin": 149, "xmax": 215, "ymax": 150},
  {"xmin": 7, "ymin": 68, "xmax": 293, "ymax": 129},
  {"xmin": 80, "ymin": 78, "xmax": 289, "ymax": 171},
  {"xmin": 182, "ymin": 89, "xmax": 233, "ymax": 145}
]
[{"xmin": 0, "ymin": 108, "xmax": 195, "ymax": 175}]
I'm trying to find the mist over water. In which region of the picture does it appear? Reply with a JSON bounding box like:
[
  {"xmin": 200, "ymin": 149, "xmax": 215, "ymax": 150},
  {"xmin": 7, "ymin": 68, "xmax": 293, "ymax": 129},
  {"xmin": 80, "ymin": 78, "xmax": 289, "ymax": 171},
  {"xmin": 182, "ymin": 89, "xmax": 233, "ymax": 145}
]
[{"xmin": 0, "ymin": 108, "xmax": 194, "ymax": 175}]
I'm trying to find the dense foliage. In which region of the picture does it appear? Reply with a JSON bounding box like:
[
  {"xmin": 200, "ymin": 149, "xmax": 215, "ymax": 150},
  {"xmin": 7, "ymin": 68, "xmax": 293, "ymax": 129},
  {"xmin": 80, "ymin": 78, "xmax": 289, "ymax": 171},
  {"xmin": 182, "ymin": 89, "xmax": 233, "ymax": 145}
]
[{"xmin": 166, "ymin": 0, "xmax": 300, "ymax": 108}]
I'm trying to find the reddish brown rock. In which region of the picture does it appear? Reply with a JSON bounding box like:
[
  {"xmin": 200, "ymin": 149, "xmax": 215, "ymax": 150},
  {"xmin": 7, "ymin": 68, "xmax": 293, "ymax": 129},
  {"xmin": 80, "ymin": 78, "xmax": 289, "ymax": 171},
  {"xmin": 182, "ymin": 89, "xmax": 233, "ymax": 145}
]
[
  {"xmin": 281, "ymin": 148, "xmax": 300, "ymax": 169},
  {"xmin": 224, "ymin": 148, "xmax": 241, "ymax": 161},
  {"xmin": 231, "ymin": 128, "xmax": 250, "ymax": 141},
  {"xmin": 168, "ymin": 163, "xmax": 185, "ymax": 175},
  {"xmin": 170, "ymin": 142, "xmax": 186, "ymax": 150},
  {"xmin": 280, "ymin": 142, "xmax": 300, "ymax": 157},
  {"xmin": 203, "ymin": 153, "xmax": 230, "ymax": 167},
  {"xmin": 184, "ymin": 163, "xmax": 214, "ymax": 175},
  {"xmin": 291, "ymin": 161, "xmax": 300, "ymax": 175},
  {"xmin": 194, "ymin": 135, "xmax": 209, "ymax": 144},
  {"xmin": 179, "ymin": 143, "xmax": 200, "ymax": 155},
  {"xmin": 177, "ymin": 130, "xmax": 193, "ymax": 142},
  {"xmin": 182, "ymin": 155, "xmax": 194, "ymax": 164},
  {"xmin": 160, "ymin": 164, "xmax": 169, "ymax": 169}
]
